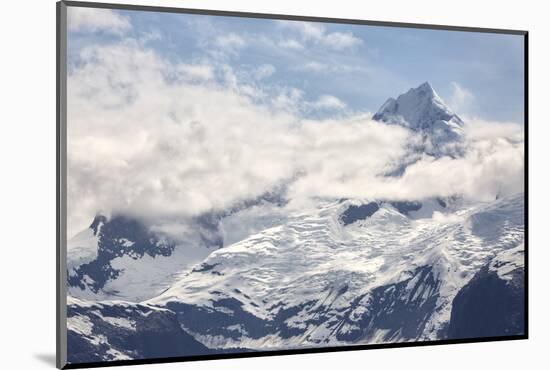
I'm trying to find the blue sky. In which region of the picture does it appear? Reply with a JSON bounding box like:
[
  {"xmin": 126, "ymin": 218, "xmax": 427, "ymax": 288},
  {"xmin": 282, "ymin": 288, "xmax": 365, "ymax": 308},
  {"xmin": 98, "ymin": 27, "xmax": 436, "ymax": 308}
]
[{"xmin": 68, "ymin": 7, "xmax": 525, "ymax": 123}]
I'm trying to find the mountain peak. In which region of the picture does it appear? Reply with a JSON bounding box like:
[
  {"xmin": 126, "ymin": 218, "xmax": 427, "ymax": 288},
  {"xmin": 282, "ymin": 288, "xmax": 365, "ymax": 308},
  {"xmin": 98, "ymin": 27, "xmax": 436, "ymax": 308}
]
[
  {"xmin": 373, "ymin": 82, "xmax": 465, "ymax": 157},
  {"xmin": 89, "ymin": 214, "xmax": 107, "ymax": 235},
  {"xmin": 416, "ymin": 81, "xmax": 436, "ymax": 96},
  {"xmin": 373, "ymin": 82, "xmax": 462, "ymax": 131}
]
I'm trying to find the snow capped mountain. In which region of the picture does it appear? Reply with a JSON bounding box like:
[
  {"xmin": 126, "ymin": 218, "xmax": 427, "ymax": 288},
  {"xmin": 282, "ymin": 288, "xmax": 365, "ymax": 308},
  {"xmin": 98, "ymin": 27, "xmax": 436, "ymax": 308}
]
[
  {"xmin": 373, "ymin": 82, "xmax": 463, "ymax": 130},
  {"xmin": 373, "ymin": 82, "xmax": 465, "ymax": 157},
  {"xmin": 67, "ymin": 186, "xmax": 289, "ymax": 302},
  {"xmin": 67, "ymin": 213, "xmax": 223, "ymax": 302},
  {"xmin": 66, "ymin": 193, "xmax": 524, "ymax": 363},
  {"xmin": 65, "ymin": 83, "xmax": 524, "ymax": 364},
  {"xmin": 145, "ymin": 194, "xmax": 523, "ymax": 348}
]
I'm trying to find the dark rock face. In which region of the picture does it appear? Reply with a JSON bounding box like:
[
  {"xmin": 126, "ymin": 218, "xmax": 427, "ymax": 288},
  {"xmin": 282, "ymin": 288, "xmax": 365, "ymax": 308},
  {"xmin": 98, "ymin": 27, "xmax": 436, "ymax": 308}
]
[
  {"xmin": 338, "ymin": 200, "xmax": 426, "ymax": 225},
  {"xmin": 340, "ymin": 202, "xmax": 380, "ymax": 225},
  {"xmin": 336, "ymin": 266, "xmax": 440, "ymax": 342},
  {"xmin": 67, "ymin": 330, "xmax": 107, "ymax": 364},
  {"xmin": 447, "ymin": 266, "xmax": 525, "ymax": 339},
  {"xmin": 67, "ymin": 302, "xmax": 213, "ymax": 364},
  {"xmin": 390, "ymin": 201, "xmax": 422, "ymax": 216},
  {"xmin": 166, "ymin": 296, "xmax": 319, "ymax": 343}
]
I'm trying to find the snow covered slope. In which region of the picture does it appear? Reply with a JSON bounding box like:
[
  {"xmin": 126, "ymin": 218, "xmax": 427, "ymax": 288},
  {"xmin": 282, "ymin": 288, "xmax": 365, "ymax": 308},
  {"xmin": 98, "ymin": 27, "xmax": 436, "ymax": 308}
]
[
  {"xmin": 145, "ymin": 193, "xmax": 523, "ymax": 349},
  {"xmin": 66, "ymin": 193, "xmax": 524, "ymax": 361},
  {"xmin": 67, "ymin": 187, "xmax": 289, "ymax": 302},
  {"xmin": 67, "ymin": 214, "xmax": 223, "ymax": 302},
  {"xmin": 373, "ymin": 82, "xmax": 465, "ymax": 157}
]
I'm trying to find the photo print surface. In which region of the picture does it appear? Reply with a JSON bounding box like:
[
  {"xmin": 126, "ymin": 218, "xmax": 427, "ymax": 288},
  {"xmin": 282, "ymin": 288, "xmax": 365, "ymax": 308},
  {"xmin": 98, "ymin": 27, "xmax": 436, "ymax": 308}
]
[{"xmin": 63, "ymin": 4, "xmax": 526, "ymax": 366}]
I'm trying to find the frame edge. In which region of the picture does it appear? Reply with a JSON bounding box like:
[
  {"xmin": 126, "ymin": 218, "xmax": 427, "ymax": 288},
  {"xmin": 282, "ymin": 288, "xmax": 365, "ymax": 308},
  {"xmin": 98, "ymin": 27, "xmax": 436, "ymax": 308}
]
[
  {"xmin": 57, "ymin": 1, "xmax": 68, "ymax": 369},
  {"xmin": 62, "ymin": 0, "xmax": 527, "ymax": 35},
  {"xmin": 523, "ymin": 30, "xmax": 529, "ymax": 339}
]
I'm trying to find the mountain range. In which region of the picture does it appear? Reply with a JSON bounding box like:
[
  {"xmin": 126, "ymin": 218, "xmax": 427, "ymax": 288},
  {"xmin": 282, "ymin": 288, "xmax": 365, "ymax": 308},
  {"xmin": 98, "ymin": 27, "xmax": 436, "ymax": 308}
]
[{"xmin": 66, "ymin": 82, "xmax": 525, "ymax": 364}]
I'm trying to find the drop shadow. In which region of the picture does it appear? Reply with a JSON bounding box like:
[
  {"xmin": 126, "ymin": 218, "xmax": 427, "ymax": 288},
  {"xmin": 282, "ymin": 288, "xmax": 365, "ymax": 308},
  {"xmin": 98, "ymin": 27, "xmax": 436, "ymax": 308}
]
[{"xmin": 34, "ymin": 353, "xmax": 56, "ymax": 367}]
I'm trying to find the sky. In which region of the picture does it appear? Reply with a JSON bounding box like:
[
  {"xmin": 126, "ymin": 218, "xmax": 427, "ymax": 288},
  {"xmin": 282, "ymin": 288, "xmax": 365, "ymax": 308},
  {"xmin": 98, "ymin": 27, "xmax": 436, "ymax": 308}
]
[
  {"xmin": 67, "ymin": 7, "xmax": 525, "ymax": 123},
  {"xmin": 65, "ymin": 7, "xmax": 525, "ymax": 237}
]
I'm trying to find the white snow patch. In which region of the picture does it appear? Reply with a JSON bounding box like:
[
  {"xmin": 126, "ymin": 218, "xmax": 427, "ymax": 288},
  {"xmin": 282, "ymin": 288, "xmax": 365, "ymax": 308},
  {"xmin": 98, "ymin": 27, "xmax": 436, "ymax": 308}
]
[
  {"xmin": 102, "ymin": 316, "xmax": 136, "ymax": 331},
  {"xmin": 67, "ymin": 227, "xmax": 99, "ymax": 270},
  {"xmin": 68, "ymin": 315, "xmax": 94, "ymax": 336},
  {"xmin": 489, "ymin": 243, "xmax": 524, "ymax": 281}
]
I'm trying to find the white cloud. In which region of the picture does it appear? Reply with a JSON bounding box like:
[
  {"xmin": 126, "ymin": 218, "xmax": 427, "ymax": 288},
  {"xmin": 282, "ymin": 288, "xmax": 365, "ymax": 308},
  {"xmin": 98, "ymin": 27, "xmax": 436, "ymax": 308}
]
[
  {"xmin": 296, "ymin": 61, "xmax": 365, "ymax": 75},
  {"xmin": 302, "ymin": 61, "xmax": 328, "ymax": 72},
  {"xmin": 66, "ymin": 41, "xmax": 401, "ymax": 236},
  {"xmin": 278, "ymin": 39, "xmax": 303, "ymax": 50},
  {"xmin": 380, "ymin": 141, "xmax": 523, "ymax": 201},
  {"xmin": 463, "ymin": 118, "xmax": 523, "ymax": 142},
  {"xmin": 288, "ymin": 127, "xmax": 524, "ymax": 204},
  {"xmin": 278, "ymin": 21, "xmax": 325, "ymax": 41},
  {"xmin": 175, "ymin": 64, "xmax": 215, "ymax": 82},
  {"xmin": 323, "ymin": 32, "xmax": 363, "ymax": 50},
  {"xmin": 215, "ymin": 33, "xmax": 246, "ymax": 53},
  {"xmin": 67, "ymin": 40, "xmax": 524, "ymax": 239},
  {"xmin": 311, "ymin": 95, "xmax": 347, "ymax": 110},
  {"xmin": 254, "ymin": 64, "xmax": 276, "ymax": 80},
  {"xmin": 271, "ymin": 87, "xmax": 305, "ymax": 113},
  {"xmin": 277, "ymin": 20, "xmax": 363, "ymax": 50},
  {"xmin": 448, "ymin": 82, "xmax": 475, "ymax": 115},
  {"xmin": 68, "ymin": 7, "xmax": 131, "ymax": 35},
  {"xmin": 138, "ymin": 30, "xmax": 162, "ymax": 44}
]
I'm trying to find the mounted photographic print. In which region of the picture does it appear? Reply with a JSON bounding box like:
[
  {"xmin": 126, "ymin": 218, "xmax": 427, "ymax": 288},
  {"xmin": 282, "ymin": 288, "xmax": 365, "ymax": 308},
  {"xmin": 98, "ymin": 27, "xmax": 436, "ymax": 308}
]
[{"xmin": 56, "ymin": 1, "xmax": 528, "ymax": 368}]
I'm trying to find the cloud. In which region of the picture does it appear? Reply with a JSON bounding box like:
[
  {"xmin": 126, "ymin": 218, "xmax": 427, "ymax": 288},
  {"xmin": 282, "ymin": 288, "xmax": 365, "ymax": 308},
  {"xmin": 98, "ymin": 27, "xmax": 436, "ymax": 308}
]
[
  {"xmin": 215, "ymin": 33, "xmax": 246, "ymax": 54},
  {"xmin": 67, "ymin": 40, "xmax": 524, "ymax": 239},
  {"xmin": 175, "ymin": 64, "xmax": 215, "ymax": 82},
  {"xmin": 380, "ymin": 139, "xmax": 523, "ymax": 201},
  {"xmin": 463, "ymin": 118, "xmax": 523, "ymax": 142},
  {"xmin": 66, "ymin": 41, "xmax": 402, "ymax": 236},
  {"xmin": 301, "ymin": 61, "xmax": 328, "ymax": 72},
  {"xmin": 287, "ymin": 125, "xmax": 524, "ymax": 204},
  {"xmin": 296, "ymin": 61, "xmax": 365, "ymax": 75},
  {"xmin": 281, "ymin": 21, "xmax": 325, "ymax": 40},
  {"xmin": 67, "ymin": 7, "xmax": 131, "ymax": 35},
  {"xmin": 311, "ymin": 95, "xmax": 347, "ymax": 110},
  {"xmin": 138, "ymin": 29, "xmax": 162, "ymax": 44},
  {"xmin": 448, "ymin": 82, "xmax": 475, "ymax": 115},
  {"xmin": 276, "ymin": 20, "xmax": 363, "ymax": 50},
  {"xmin": 271, "ymin": 87, "xmax": 305, "ymax": 113},
  {"xmin": 278, "ymin": 39, "xmax": 303, "ymax": 50},
  {"xmin": 323, "ymin": 32, "xmax": 363, "ymax": 50},
  {"xmin": 254, "ymin": 64, "xmax": 276, "ymax": 80}
]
